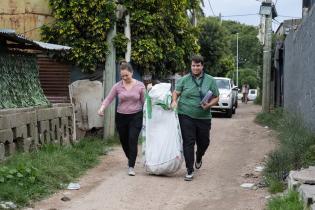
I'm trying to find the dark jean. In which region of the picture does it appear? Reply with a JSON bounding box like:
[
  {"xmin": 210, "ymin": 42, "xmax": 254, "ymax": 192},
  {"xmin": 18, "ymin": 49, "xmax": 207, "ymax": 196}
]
[
  {"xmin": 115, "ymin": 111, "xmax": 143, "ymax": 167},
  {"xmin": 178, "ymin": 114, "xmax": 211, "ymax": 173}
]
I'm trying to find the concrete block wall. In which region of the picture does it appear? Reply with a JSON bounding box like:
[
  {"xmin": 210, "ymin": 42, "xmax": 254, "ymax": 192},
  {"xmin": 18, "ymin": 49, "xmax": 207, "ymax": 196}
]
[
  {"xmin": 0, "ymin": 104, "xmax": 74, "ymax": 160},
  {"xmin": 284, "ymin": 9, "xmax": 315, "ymax": 133}
]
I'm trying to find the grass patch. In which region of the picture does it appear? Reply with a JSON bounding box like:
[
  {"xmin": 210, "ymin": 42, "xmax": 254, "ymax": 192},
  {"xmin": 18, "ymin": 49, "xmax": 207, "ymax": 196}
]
[
  {"xmin": 256, "ymin": 108, "xmax": 315, "ymax": 193},
  {"xmin": 0, "ymin": 137, "xmax": 118, "ymax": 208},
  {"xmin": 267, "ymin": 190, "xmax": 306, "ymax": 210}
]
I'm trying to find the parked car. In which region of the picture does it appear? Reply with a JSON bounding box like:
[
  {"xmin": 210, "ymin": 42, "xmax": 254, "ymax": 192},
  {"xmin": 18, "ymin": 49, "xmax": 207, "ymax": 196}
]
[
  {"xmin": 237, "ymin": 90, "xmax": 242, "ymax": 100},
  {"xmin": 248, "ymin": 89, "xmax": 258, "ymax": 101},
  {"xmin": 211, "ymin": 77, "xmax": 238, "ymax": 118},
  {"xmin": 232, "ymin": 85, "xmax": 239, "ymax": 108}
]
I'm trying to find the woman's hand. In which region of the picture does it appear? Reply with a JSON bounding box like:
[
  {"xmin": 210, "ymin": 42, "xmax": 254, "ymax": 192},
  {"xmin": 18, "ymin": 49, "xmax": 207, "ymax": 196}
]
[
  {"xmin": 98, "ymin": 106, "xmax": 105, "ymax": 116},
  {"xmin": 171, "ymin": 101, "xmax": 177, "ymax": 110}
]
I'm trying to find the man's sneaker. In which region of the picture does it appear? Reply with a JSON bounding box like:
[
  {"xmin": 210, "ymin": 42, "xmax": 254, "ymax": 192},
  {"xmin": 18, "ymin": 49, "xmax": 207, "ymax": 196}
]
[
  {"xmin": 128, "ymin": 167, "xmax": 136, "ymax": 176},
  {"xmin": 195, "ymin": 160, "xmax": 202, "ymax": 169},
  {"xmin": 184, "ymin": 172, "xmax": 194, "ymax": 181}
]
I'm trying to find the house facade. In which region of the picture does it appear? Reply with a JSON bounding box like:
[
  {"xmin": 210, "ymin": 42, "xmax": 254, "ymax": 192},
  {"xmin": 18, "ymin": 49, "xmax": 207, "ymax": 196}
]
[{"xmin": 0, "ymin": 0, "xmax": 53, "ymax": 40}]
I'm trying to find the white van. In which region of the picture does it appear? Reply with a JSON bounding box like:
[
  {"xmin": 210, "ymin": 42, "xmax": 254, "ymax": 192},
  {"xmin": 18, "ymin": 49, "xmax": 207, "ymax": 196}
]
[{"xmin": 248, "ymin": 89, "xmax": 257, "ymax": 101}]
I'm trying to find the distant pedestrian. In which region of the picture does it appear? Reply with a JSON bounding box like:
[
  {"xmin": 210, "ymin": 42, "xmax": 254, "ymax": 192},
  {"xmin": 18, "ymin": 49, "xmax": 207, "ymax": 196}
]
[
  {"xmin": 242, "ymin": 83, "xmax": 249, "ymax": 104},
  {"xmin": 98, "ymin": 62, "xmax": 145, "ymax": 176},
  {"xmin": 171, "ymin": 55, "xmax": 220, "ymax": 181}
]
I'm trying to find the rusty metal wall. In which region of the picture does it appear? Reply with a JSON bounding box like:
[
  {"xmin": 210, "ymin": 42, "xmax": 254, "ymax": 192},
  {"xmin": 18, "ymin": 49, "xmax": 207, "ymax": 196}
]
[
  {"xmin": 37, "ymin": 54, "xmax": 71, "ymax": 103},
  {"xmin": 0, "ymin": 0, "xmax": 53, "ymax": 40}
]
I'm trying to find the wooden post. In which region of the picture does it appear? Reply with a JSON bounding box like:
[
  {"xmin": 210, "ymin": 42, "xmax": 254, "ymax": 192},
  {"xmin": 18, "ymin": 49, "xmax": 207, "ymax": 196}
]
[{"xmin": 103, "ymin": 23, "xmax": 116, "ymax": 140}]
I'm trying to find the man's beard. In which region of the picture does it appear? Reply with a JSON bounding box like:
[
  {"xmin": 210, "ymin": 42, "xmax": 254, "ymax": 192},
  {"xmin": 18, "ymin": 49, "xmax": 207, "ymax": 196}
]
[{"xmin": 192, "ymin": 71, "xmax": 203, "ymax": 77}]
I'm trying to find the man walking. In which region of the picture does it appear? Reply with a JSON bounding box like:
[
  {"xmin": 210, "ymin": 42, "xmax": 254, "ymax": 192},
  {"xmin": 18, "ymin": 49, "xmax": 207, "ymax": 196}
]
[{"xmin": 171, "ymin": 55, "xmax": 219, "ymax": 181}]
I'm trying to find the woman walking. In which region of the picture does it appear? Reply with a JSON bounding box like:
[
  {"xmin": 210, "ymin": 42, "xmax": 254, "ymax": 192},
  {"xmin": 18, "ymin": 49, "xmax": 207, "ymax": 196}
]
[{"xmin": 98, "ymin": 63, "xmax": 145, "ymax": 176}]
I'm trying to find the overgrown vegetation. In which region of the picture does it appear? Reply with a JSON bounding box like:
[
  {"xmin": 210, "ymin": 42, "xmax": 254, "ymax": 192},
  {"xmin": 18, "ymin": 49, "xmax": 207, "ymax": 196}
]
[
  {"xmin": 123, "ymin": 0, "xmax": 199, "ymax": 76},
  {"xmin": 197, "ymin": 18, "xmax": 262, "ymax": 87},
  {"xmin": 41, "ymin": 0, "xmax": 263, "ymax": 82},
  {"xmin": 41, "ymin": 0, "xmax": 116, "ymax": 71},
  {"xmin": 197, "ymin": 17, "xmax": 231, "ymax": 76},
  {"xmin": 42, "ymin": 0, "xmax": 200, "ymax": 75},
  {"xmin": 267, "ymin": 190, "xmax": 307, "ymax": 210},
  {"xmin": 256, "ymin": 109, "xmax": 315, "ymax": 193},
  {"xmin": 223, "ymin": 20, "xmax": 262, "ymax": 89},
  {"xmin": 0, "ymin": 53, "xmax": 50, "ymax": 109},
  {"xmin": 0, "ymin": 137, "xmax": 118, "ymax": 208}
]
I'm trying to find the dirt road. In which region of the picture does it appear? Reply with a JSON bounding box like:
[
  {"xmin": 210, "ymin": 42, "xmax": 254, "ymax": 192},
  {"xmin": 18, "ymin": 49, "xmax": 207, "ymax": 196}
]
[{"xmin": 33, "ymin": 102, "xmax": 275, "ymax": 210}]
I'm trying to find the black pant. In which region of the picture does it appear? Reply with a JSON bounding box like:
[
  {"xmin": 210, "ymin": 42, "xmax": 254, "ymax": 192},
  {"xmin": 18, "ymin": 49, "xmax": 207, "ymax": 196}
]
[
  {"xmin": 115, "ymin": 111, "xmax": 143, "ymax": 168},
  {"xmin": 178, "ymin": 114, "xmax": 211, "ymax": 173}
]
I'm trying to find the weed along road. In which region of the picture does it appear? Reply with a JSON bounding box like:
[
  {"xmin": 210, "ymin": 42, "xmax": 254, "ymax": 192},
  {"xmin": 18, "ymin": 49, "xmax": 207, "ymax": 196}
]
[{"xmin": 33, "ymin": 102, "xmax": 275, "ymax": 210}]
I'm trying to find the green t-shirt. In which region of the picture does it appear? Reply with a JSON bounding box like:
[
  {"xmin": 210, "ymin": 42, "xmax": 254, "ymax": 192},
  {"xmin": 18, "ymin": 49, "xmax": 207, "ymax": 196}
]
[{"xmin": 175, "ymin": 73, "xmax": 219, "ymax": 119}]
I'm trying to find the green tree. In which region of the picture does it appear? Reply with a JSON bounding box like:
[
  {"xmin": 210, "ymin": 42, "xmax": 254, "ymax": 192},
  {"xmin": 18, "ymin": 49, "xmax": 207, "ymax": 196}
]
[
  {"xmin": 41, "ymin": 0, "xmax": 116, "ymax": 72},
  {"xmin": 221, "ymin": 20, "xmax": 262, "ymax": 90},
  {"xmin": 123, "ymin": 0, "xmax": 199, "ymax": 77},
  {"xmin": 227, "ymin": 67, "xmax": 258, "ymax": 89},
  {"xmin": 198, "ymin": 17, "xmax": 230, "ymax": 76},
  {"xmin": 42, "ymin": 0, "xmax": 200, "ymax": 76},
  {"xmin": 222, "ymin": 20, "xmax": 262, "ymax": 69}
]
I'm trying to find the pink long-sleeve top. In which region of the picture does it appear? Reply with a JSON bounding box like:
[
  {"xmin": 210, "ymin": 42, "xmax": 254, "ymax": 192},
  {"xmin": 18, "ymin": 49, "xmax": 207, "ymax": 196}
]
[{"xmin": 101, "ymin": 80, "xmax": 145, "ymax": 114}]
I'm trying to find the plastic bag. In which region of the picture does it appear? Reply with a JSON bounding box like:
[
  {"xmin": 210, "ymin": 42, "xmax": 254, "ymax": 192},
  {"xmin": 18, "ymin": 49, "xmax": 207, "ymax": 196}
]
[{"xmin": 142, "ymin": 83, "xmax": 183, "ymax": 175}]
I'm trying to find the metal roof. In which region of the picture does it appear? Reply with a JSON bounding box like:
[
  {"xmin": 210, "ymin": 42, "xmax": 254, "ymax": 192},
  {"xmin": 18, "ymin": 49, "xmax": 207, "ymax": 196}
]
[{"xmin": 0, "ymin": 29, "xmax": 71, "ymax": 51}]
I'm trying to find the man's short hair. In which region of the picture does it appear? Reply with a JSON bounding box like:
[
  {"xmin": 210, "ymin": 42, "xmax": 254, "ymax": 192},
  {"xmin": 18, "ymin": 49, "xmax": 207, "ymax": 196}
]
[{"xmin": 191, "ymin": 55, "xmax": 204, "ymax": 65}]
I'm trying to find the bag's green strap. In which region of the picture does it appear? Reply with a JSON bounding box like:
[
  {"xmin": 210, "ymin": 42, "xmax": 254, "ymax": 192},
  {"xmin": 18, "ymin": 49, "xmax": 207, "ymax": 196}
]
[
  {"xmin": 145, "ymin": 91, "xmax": 152, "ymax": 119},
  {"xmin": 146, "ymin": 93, "xmax": 174, "ymax": 119},
  {"xmin": 154, "ymin": 94, "xmax": 172, "ymax": 110}
]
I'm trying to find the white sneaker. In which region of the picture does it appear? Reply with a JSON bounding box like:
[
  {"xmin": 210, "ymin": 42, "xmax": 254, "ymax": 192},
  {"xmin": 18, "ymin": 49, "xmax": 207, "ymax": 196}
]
[
  {"xmin": 128, "ymin": 167, "xmax": 136, "ymax": 176},
  {"xmin": 184, "ymin": 172, "xmax": 194, "ymax": 181}
]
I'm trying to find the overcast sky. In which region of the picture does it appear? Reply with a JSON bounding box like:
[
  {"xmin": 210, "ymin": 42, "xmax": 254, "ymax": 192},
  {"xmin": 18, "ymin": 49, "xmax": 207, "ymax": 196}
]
[{"xmin": 203, "ymin": 0, "xmax": 302, "ymax": 30}]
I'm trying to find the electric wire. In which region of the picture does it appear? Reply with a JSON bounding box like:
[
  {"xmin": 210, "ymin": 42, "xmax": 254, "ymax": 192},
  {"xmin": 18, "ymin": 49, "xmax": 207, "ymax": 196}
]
[{"xmin": 207, "ymin": 0, "xmax": 216, "ymax": 16}]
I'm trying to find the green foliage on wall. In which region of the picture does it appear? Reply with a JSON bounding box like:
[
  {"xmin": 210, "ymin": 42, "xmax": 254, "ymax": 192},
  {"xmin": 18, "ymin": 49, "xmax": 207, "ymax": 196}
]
[
  {"xmin": 0, "ymin": 54, "xmax": 49, "ymax": 109},
  {"xmin": 41, "ymin": 0, "xmax": 116, "ymax": 72},
  {"xmin": 113, "ymin": 32, "xmax": 129, "ymax": 62}
]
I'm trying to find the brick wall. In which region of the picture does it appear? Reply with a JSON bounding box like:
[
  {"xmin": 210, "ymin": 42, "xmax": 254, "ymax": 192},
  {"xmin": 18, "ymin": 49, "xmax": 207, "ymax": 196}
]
[{"xmin": 0, "ymin": 104, "xmax": 75, "ymax": 160}]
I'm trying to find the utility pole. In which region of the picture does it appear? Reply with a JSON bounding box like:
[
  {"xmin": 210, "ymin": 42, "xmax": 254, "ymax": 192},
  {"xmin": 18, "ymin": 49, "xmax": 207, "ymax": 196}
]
[
  {"xmin": 236, "ymin": 32, "xmax": 239, "ymax": 87},
  {"xmin": 261, "ymin": 0, "xmax": 273, "ymax": 112},
  {"xmin": 103, "ymin": 21, "xmax": 116, "ymax": 140}
]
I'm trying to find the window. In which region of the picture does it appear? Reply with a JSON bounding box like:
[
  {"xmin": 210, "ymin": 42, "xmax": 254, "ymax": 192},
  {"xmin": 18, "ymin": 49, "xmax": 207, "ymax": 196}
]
[{"xmin": 215, "ymin": 79, "xmax": 230, "ymax": 89}]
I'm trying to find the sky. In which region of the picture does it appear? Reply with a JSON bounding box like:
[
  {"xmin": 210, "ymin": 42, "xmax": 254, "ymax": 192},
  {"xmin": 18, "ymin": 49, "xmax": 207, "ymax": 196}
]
[{"xmin": 203, "ymin": 0, "xmax": 302, "ymax": 30}]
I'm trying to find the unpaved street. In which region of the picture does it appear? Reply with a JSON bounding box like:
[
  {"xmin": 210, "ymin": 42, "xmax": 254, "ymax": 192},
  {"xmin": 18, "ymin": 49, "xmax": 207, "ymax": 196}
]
[{"xmin": 33, "ymin": 102, "xmax": 275, "ymax": 210}]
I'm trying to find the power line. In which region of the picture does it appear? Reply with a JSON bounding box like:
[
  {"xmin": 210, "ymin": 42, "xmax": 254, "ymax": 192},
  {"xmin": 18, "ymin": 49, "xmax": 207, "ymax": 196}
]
[
  {"xmin": 221, "ymin": 13, "xmax": 259, "ymax": 17},
  {"xmin": 277, "ymin": 14, "xmax": 301, "ymax": 19},
  {"xmin": 273, "ymin": 18, "xmax": 281, "ymax": 24},
  {"xmin": 207, "ymin": 0, "xmax": 216, "ymax": 16},
  {"xmin": 272, "ymin": 20, "xmax": 280, "ymax": 25}
]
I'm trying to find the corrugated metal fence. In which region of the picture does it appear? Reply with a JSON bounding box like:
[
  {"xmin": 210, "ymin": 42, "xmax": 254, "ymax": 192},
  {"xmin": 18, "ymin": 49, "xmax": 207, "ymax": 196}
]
[{"xmin": 37, "ymin": 54, "xmax": 71, "ymax": 103}]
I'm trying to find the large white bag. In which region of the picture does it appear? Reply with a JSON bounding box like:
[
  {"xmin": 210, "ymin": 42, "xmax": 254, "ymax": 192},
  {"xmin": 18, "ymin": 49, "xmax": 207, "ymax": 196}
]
[{"xmin": 142, "ymin": 83, "xmax": 183, "ymax": 175}]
